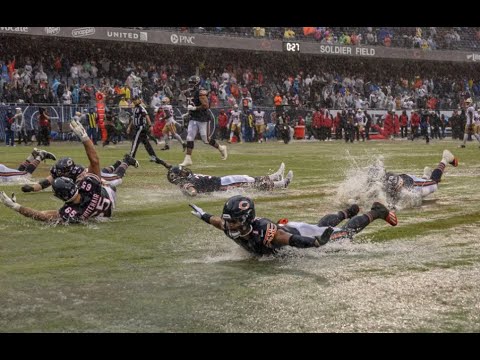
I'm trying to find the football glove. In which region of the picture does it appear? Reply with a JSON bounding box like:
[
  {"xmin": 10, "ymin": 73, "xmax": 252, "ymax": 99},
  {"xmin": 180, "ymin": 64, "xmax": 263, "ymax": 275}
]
[
  {"xmin": 189, "ymin": 203, "xmax": 212, "ymax": 224},
  {"xmin": 0, "ymin": 191, "xmax": 20, "ymax": 211},
  {"xmin": 70, "ymin": 119, "xmax": 89, "ymax": 142},
  {"xmin": 21, "ymin": 184, "xmax": 34, "ymax": 193},
  {"xmin": 189, "ymin": 203, "xmax": 205, "ymax": 219}
]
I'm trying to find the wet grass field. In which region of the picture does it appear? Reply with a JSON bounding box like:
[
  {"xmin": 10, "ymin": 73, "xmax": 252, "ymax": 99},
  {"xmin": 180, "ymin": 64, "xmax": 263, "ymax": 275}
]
[{"xmin": 1, "ymin": 138, "xmax": 479, "ymax": 332}]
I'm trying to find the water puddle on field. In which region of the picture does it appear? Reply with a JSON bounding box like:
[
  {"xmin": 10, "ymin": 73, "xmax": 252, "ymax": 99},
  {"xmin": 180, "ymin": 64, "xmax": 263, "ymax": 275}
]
[{"xmin": 173, "ymin": 227, "xmax": 480, "ymax": 332}]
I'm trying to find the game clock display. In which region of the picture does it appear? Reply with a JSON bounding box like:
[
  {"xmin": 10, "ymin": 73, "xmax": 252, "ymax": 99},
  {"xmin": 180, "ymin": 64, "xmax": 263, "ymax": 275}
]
[{"xmin": 283, "ymin": 42, "xmax": 300, "ymax": 52}]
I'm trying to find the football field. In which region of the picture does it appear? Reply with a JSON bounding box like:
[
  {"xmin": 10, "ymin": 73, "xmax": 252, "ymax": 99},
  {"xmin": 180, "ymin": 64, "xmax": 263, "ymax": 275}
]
[{"xmin": 1, "ymin": 139, "xmax": 479, "ymax": 332}]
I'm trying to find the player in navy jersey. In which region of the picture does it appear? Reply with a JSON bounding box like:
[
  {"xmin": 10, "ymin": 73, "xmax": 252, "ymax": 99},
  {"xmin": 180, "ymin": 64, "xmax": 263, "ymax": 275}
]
[
  {"xmin": 179, "ymin": 75, "xmax": 227, "ymax": 166},
  {"xmin": 1, "ymin": 120, "xmax": 116, "ymax": 223},
  {"xmin": 368, "ymin": 149, "xmax": 458, "ymax": 207},
  {"xmin": 189, "ymin": 195, "xmax": 397, "ymax": 256},
  {"xmin": 165, "ymin": 162, "xmax": 292, "ymax": 196},
  {"xmin": 21, "ymin": 153, "xmax": 139, "ymax": 193}
]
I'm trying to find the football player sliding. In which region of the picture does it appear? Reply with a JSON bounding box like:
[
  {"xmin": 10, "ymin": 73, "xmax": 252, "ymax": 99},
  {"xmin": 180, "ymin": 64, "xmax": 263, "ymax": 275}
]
[
  {"xmin": 189, "ymin": 195, "xmax": 397, "ymax": 256},
  {"xmin": 1, "ymin": 120, "xmax": 117, "ymax": 223},
  {"xmin": 157, "ymin": 161, "xmax": 293, "ymax": 196}
]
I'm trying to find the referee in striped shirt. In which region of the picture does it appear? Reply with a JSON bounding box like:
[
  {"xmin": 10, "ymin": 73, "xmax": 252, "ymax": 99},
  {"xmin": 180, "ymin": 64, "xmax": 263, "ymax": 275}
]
[{"xmin": 127, "ymin": 97, "xmax": 169, "ymax": 168}]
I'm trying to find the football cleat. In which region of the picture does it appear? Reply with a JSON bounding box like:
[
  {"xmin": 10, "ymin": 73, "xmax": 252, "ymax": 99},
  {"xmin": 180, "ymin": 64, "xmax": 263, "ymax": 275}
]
[
  {"xmin": 345, "ymin": 204, "xmax": 360, "ymax": 218},
  {"xmin": 284, "ymin": 170, "xmax": 293, "ymax": 188},
  {"xmin": 385, "ymin": 211, "xmax": 398, "ymax": 226},
  {"xmin": 422, "ymin": 166, "xmax": 432, "ymax": 180},
  {"xmin": 33, "ymin": 147, "xmax": 57, "ymax": 161},
  {"xmin": 219, "ymin": 145, "xmax": 228, "ymax": 160},
  {"xmin": 442, "ymin": 150, "xmax": 458, "ymax": 167},
  {"xmin": 160, "ymin": 145, "xmax": 170, "ymax": 151},
  {"xmin": 371, "ymin": 202, "xmax": 398, "ymax": 226},
  {"xmin": 123, "ymin": 154, "xmax": 139, "ymax": 168},
  {"xmin": 180, "ymin": 155, "xmax": 193, "ymax": 167},
  {"xmin": 270, "ymin": 162, "xmax": 285, "ymax": 181}
]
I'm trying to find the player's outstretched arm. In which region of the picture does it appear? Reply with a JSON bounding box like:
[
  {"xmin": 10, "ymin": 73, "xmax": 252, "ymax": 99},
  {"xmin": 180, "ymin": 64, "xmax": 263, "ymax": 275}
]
[
  {"xmin": 70, "ymin": 119, "xmax": 100, "ymax": 177},
  {"xmin": 22, "ymin": 176, "xmax": 54, "ymax": 193},
  {"xmin": 0, "ymin": 191, "xmax": 60, "ymax": 222},
  {"xmin": 189, "ymin": 203, "xmax": 223, "ymax": 230}
]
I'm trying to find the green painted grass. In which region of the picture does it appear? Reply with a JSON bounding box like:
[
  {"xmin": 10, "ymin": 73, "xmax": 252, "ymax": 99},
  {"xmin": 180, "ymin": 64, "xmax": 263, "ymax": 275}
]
[{"xmin": 1, "ymin": 139, "xmax": 479, "ymax": 332}]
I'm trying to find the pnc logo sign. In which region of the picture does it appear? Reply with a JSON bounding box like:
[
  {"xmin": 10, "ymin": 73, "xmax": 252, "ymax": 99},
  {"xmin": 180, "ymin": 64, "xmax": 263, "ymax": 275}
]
[{"xmin": 170, "ymin": 33, "xmax": 195, "ymax": 45}]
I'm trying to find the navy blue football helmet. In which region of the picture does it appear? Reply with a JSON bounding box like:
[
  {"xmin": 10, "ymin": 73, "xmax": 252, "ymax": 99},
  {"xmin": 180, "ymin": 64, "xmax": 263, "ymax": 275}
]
[
  {"xmin": 188, "ymin": 75, "xmax": 200, "ymax": 88},
  {"xmin": 52, "ymin": 177, "xmax": 78, "ymax": 202},
  {"xmin": 222, "ymin": 195, "xmax": 255, "ymax": 224},
  {"xmin": 167, "ymin": 165, "xmax": 192, "ymax": 184},
  {"xmin": 51, "ymin": 157, "xmax": 75, "ymax": 178}
]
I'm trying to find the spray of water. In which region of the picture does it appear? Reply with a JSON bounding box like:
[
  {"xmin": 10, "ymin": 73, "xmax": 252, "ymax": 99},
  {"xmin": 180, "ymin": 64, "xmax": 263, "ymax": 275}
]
[
  {"xmin": 335, "ymin": 154, "xmax": 388, "ymax": 210},
  {"xmin": 335, "ymin": 153, "xmax": 424, "ymax": 211}
]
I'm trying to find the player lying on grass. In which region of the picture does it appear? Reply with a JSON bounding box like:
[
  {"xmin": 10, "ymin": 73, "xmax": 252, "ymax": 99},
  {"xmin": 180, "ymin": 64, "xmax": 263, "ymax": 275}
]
[
  {"xmin": 338, "ymin": 149, "xmax": 458, "ymax": 209},
  {"xmin": 162, "ymin": 162, "xmax": 293, "ymax": 196},
  {"xmin": 189, "ymin": 195, "xmax": 397, "ymax": 256},
  {"xmin": 0, "ymin": 147, "xmax": 56, "ymax": 183},
  {"xmin": 21, "ymin": 153, "xmax": 139, "ymax": 193},
  {"xmin": 0, "ymin": 120, "xmax": 118, "ymax": 223}
]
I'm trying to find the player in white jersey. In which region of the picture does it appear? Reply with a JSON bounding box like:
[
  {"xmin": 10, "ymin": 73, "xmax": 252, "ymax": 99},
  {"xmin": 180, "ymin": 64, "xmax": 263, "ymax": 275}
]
[
  {"xmin": 159, "ymin": 97, "xmax": 186, "ymax": 151},
  {"xmin": 228, "ymin": 104, "xmax": 243, "ymax": 143},
  {"xmin": 253, "ymin": 109, "xmax": 266, "ymax": 142},
  {"xmin": 460, "ymin": 98, "xmax": 480, "ymax": 148},
  {"xmin": 473, "ymin": 109, "xmax": 480, "ymax": 143}
]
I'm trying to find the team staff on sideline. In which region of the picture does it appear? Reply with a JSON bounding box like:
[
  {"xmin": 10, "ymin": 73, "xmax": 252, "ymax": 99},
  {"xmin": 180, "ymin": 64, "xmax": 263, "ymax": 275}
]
[
  {"xmin": 0, "ymin": 120, "xmax": 116, "ymax": 223},
  {"xmin": 190, "ymin": 195, "xmax": 397, "ymax": 256},
  {"xmin": 180, "ymin": 75, "xmax": 227, "ymax": 167},
  {"xmin": 0, "ymin": 148, "xmax": 56, "ymax": 182},
  {"xmin": 127, "ymin": 97, "xmax": 170, "ymax": 168}
]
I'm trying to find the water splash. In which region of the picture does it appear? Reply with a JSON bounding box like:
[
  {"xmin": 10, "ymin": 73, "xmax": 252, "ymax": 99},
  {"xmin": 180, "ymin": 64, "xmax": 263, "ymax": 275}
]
[{"xmin": 335, "ymin": 153, "xmax": 426, "ymax": 210}]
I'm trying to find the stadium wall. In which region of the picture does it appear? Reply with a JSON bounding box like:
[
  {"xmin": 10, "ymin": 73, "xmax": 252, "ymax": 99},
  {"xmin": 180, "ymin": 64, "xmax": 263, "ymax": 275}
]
[{"xmin": 1, "ymin": 27, "xmax": 480, "ymax": 63}]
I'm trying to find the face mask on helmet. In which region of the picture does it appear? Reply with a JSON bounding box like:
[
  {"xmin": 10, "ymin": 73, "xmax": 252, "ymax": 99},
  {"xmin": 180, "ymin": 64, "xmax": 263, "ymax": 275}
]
[
  {"xmin": 221, "ymin": 195, "xmax": 255, "ymax": 238},
  {"xmin": 385, "ymin": 172, "xmax": 404, "ymax": 195},
  {"xmin": 167, "ymin": 166, "xmax": 192, "ymax": 184},
  {"xmin": 52, "ymin": 176, "xmax": 79, "ymax": 203},
  {"xmin": 188, "ymin": 75, "xmax": 200, "ymax": 88},
  {"xmin": 52, "ymin": 157, "xmax": 75, "ymax": 177}
]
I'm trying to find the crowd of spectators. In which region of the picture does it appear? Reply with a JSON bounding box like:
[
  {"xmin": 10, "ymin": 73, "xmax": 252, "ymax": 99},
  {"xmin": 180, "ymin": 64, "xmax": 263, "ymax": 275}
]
[{"xmin": 1, "ymin": 33, "xmax": 479, "ymax": 117}]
